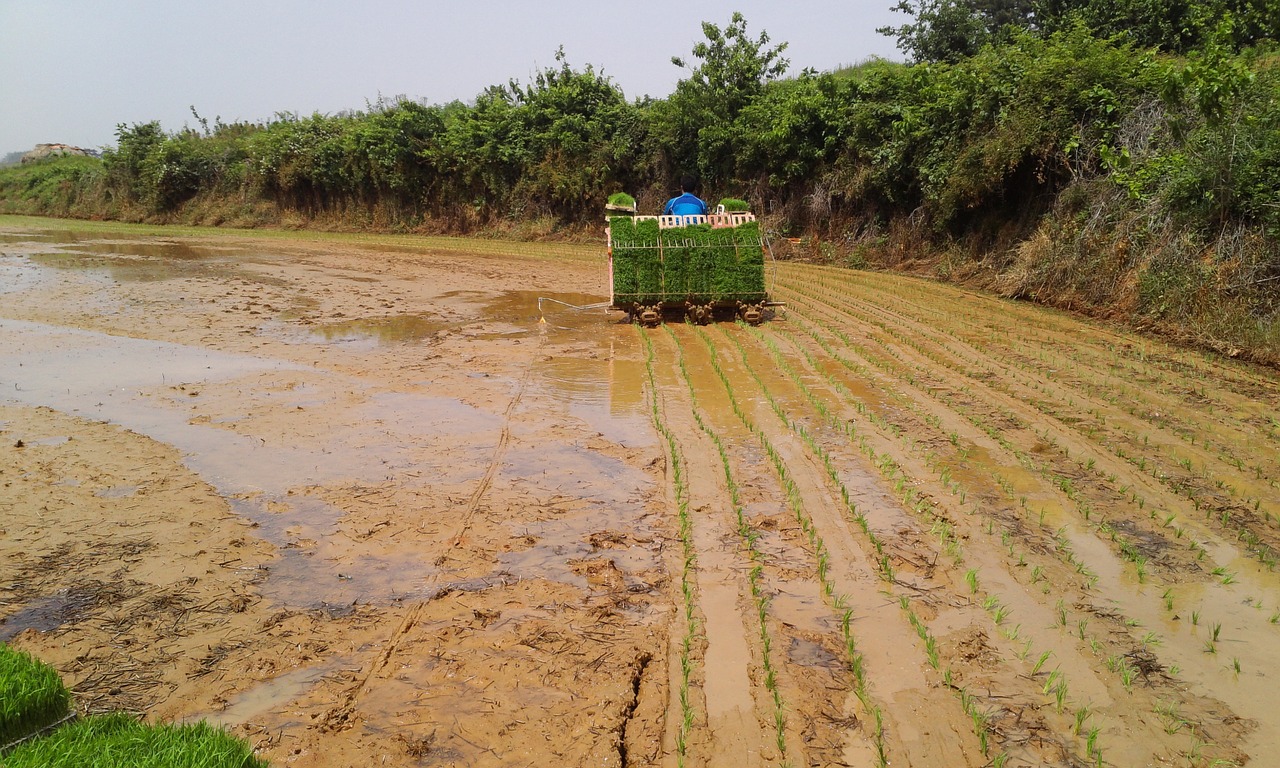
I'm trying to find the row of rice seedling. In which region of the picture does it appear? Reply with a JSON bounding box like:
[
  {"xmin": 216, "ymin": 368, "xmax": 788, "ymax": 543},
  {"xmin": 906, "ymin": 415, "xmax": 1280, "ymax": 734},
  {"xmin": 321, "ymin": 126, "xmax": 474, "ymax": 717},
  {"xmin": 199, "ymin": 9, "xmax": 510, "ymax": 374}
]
[
  {"xmin": 779, "ymin": 279, "xmax": 1175, "ymax": 586},
  {"xmin": 795, "ymin": 267, "xmax": 1279, "ymax": 565},
  {"xmin": 640, "ymin": 329, "xmax": 701, "ymax": 765},
  {"xmin": 663, "ymin": 324, "xmax": 790, "ymax": 761},
  {"xmin": 724, "ymin": 323, "xmax": 1112, "ymax": 764},
  {"xmin": 689, "ymin": 325, "xmax": 887, "ymax": 766},
  {"xmin": 774, "ymin": 270, "xmax": 1267, "ymax": 765}
]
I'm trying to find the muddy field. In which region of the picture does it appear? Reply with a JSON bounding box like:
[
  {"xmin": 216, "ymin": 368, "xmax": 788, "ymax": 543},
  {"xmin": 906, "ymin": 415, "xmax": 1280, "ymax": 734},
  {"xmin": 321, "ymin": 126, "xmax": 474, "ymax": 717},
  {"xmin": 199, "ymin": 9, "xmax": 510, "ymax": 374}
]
[{"xmin": 1, "ymin": 217, "xmax": 1278, "ymax": 767}]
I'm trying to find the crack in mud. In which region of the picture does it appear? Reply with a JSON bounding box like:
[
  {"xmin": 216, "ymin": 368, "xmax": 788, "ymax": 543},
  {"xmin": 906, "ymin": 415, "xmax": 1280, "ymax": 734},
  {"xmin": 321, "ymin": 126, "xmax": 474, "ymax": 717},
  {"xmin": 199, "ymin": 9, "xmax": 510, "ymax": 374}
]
[{"xmin": 617, "ymin": 652, "xmax": 652, "ymax": 767}]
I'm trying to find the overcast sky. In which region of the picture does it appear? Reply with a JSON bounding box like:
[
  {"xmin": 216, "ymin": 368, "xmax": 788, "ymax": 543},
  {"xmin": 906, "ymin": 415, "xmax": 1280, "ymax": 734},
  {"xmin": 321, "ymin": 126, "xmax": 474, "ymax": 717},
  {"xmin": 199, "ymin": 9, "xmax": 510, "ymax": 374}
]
[{"xmin": 0, "ymin": 1, "xmax": 905, "ymax": 154}]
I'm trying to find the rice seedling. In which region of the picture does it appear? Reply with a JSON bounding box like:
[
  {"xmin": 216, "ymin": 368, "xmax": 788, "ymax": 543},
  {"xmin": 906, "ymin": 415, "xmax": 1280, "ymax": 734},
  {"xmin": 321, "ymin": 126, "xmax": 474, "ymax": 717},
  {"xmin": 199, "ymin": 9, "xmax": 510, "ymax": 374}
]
[
  {"xmin": 1073, "ymin": 705, "xmax": 1091, "ymax": 734},
  {"xmin": 1051, "ymin": 677, "xmax": 1069, "ymax": 712},
  {"xmin": 1032, "ymin": 650, "xmax": 1052, "ymax": 676},
  {"xmin": 5, "ymin": 712, "xmax": 268, "ymax": 768},
  {"xmin": 1155, "ymin": 699, "xmax": 1186, "ymax": 734},
  {"xmin": 1042, "ymin": 668, "xmax": 1062, "ymax": 695},
  {"xmin": 0, "ymin": 643, "xmax": 73, "ymax": 748},
  {"xmin": 1016, "ymin": 639, "xmax": 1034, "ymax": 660}
]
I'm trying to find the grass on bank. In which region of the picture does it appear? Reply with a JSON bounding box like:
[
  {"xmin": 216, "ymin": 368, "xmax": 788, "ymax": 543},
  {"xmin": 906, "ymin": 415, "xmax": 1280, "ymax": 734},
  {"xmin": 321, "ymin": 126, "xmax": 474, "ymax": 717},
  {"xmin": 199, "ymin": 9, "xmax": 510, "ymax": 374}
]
[
  {"xmin": 2, "ymin": 712, "xmax": 268, "ymax": 768},
  {"xmin": 0, "ymin": 644, "xmax": 72, "ymax": 747}
]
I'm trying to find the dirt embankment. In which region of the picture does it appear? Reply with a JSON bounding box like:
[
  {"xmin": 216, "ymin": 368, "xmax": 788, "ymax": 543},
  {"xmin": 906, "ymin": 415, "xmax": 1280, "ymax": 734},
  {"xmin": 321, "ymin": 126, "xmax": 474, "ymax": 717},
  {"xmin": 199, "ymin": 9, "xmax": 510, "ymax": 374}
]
[{"xmin": 2, "ymin": 219, "xmax": 1278, "ymax": 767}]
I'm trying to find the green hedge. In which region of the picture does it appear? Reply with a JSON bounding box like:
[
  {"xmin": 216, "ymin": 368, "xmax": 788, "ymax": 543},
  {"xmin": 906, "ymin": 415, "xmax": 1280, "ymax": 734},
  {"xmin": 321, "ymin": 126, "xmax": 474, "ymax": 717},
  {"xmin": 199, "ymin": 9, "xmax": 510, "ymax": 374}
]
[
  {"xmin": 0, "ymin": 644, "xmax": 72, "ymax": 747},
  {"xmin": 610, "ymin": 217, "xmax": 766, "ymax": 305}
]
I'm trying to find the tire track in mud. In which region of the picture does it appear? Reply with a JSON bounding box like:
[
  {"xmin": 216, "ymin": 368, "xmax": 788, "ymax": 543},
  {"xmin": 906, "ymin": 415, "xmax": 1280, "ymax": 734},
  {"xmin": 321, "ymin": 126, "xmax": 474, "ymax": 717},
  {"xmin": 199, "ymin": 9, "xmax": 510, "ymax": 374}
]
[{"xmin": 772, "ymin": 262, "xmax": 1278, "ymax": 766}]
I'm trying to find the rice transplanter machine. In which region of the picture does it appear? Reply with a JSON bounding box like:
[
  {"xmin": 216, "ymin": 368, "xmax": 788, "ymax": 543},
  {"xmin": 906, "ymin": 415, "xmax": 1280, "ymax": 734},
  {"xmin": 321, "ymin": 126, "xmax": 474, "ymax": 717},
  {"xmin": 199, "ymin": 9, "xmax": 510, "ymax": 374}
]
[{"xmin": 605, "ymin": 198, "xmax": 781, "ymax": 326}]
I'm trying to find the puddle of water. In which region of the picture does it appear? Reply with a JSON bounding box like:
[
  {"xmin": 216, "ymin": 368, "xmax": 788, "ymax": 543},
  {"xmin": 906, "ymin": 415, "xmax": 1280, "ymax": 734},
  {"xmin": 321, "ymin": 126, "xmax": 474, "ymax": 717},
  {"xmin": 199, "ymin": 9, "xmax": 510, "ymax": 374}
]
[
  {"xmin": 498, "ymin": 511, "xmax": 659, "ymax": 591},
  {"xmin": 28, "ymin": 251, "xmax": 228, "ymax": 284},
  {"xmin": 768, "ymin": 585, "xmax": 837, "ymax": 634},
  {"xmin": 788, "ymin": 635, "xmax": 842, "ymax": 669},
  {"xmin": 501, "ymin": 443, "xmax": 644, "ymax": 505},
  {"xmin": 0, "ymin": 319, "xmax": 496, "ymax": 492},
  {"xmin": 96, "ymin": 485, "xmax": 139, "ymax": 499},
  {"xmin": 28, "ymin": 435, "xmax": 71, "ymax": 446},
  {"xmin": 529, "ymin": 356, "xmax": 648, "ymax": 444},
  {"xmin": 0, "ymin": 590, "xmax": 98, "ymax": 641},
  {"xmin": 0, "ymin": 255, "xmax": 45, "ymax": 295},
  {"xmin": 0, "ymin": 319, "xmax": 502, "ymax": 606},
  {"xmin": 70, "ymin": 239, "xmax": 232, "ymax": 261},
  {"xmin": 305, "ymin": 314, "xmax": 452, "ymax": 346},
  {"xmin": 197, "ymin": 660, "xmax": 348, "ymax": 729},
  {"xmin": 226, "ymin": 495, "xmax": 439, "ymax": 606}
]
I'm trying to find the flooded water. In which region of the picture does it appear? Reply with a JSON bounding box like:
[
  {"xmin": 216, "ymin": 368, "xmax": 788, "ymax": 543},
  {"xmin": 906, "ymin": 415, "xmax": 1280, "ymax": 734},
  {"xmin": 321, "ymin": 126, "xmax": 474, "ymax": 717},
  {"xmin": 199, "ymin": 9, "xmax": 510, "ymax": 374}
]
[{"xmin": 0, "ymin": 240, "xmax": 653, "ymax": 608}]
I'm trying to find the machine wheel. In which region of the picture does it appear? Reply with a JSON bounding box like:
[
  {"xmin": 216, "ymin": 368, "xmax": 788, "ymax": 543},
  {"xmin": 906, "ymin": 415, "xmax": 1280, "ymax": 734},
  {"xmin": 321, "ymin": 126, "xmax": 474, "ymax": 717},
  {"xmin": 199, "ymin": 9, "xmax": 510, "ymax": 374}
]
[
  {"xmin": 738, "ymin": 302, "xmax": 764, "ymax": 326},
  {"xmin": 636, "ymin": 305, "xmax": 662, "ymax": 327},
  {"xmin": 686, "ymin": 301, "xmax": 714, "ymax": 325}
]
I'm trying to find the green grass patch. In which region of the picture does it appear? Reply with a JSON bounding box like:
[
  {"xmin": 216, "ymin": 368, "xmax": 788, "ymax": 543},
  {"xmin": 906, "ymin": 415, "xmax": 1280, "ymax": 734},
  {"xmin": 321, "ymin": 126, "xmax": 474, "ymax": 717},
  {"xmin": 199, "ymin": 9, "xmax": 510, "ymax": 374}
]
[
  {"xmin": 0, "ymin": 644, "xmax": 72, "ymax": 747},
  {"xmin": 3, "ymin": 712, "xmax": 267, "ymax": 768}
]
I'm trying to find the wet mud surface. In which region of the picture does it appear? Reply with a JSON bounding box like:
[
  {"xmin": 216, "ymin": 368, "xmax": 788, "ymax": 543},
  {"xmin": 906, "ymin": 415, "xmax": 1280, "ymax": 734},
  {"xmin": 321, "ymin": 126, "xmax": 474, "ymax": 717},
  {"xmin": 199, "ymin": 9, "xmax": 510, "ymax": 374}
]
[{"xmin": 1, "ymin": 221, "xmax": 1278, "ymax": 767}]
